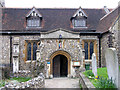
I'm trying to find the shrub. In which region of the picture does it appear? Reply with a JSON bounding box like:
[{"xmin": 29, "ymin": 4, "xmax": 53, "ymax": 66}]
[
  {"xmin": 87, "ymin": 71, "xmax": 94, "ymax": 77},
  {"xmin": 96, "ymin": 77, "xmax": 116, "ymax": 88},
  {"xmin": 0, "ymin": 80, "xmax": 5, "ymax": 87},
  {"xmin": 2, "ymin": 67, "xmax": 10, "ymax": 79}
]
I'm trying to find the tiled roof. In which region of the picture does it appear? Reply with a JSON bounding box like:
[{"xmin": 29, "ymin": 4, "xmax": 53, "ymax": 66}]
[
  {"xmin": 2, "ymin": 8, "xmax": 106, "ymax": 32},
  {"xmin": 96, "ymin": 6, "xmax": 119, "ymax": 33}
]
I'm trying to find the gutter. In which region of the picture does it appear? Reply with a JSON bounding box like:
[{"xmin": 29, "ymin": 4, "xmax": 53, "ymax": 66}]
[
  {"xmin": 0, "ymin": 31, "xmax": 41, "ymax": 35},
  {"xmin": 79, "ymin": 32, "xmax": 102, "ymax": 35}
]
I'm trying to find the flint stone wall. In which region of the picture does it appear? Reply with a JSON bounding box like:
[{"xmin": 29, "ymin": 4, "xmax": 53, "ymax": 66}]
[
  {"xmin": 40, "ymin": 39, "xmax": 82, "ymax": 61},
  {"xmin": 19, "ymin": 35, "xmax": 40, "ymax": 70},
  {"xmin": 0, "ymin": 33, "xmax": 99, "ymax": 74},
  {"xmin": 101, "ymin": 19, "xmax": 120, "ymax": 67},
  {"xmin": 0, "ymin": 36, "xmax": 10, "ymax": 65},
  {"xmin": 5, "ymin": 73, "xmax": 45, "ymax": 89},
  {"xmin": 13, "ymin": 70, "xmax": 31, "ymax": 77}
]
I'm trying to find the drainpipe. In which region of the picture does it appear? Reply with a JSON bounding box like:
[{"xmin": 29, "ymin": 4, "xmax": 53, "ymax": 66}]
[
  {"xmin": 8, "ymin": 32, "xmax": 12, "ymax": 72},
  {"xmin": 98, "ymin": 34, "xmax": 102, "ymax": 67}
]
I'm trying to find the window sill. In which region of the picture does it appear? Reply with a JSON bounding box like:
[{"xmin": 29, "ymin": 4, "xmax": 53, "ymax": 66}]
[
  {"xmin": 26, "ymin": 60, "xmax": 36, "ymax": 63},
  {"xmin": 26, "ymin": 27, "xmax": 42, "ymax": 29},
  {"xmin": 73, "ymin": 26, "xmax": 88, "ymax": 29},
  {"xmin": 85, "ymin": 60, "xmax": 92, "ymax": 62}
]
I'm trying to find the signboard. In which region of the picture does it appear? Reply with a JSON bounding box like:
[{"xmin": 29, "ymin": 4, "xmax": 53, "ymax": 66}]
[
  {"xmin": 73, "ymin": 61, "xmax": 80, "ymax": 67},
  {"xmin": 47, "ymin": 62, "xmax": 50, "ymax": 64}
]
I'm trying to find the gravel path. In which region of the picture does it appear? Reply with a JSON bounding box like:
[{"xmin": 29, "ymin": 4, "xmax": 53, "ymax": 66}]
[{"xmin": 45, "ymin": 78, "xmax": 80, "ymax": 88}]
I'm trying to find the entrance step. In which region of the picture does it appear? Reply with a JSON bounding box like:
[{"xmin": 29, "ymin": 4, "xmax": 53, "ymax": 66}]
[{"xmin": 45, "ymin": 78, "xmax": 80, "ymax": 88}]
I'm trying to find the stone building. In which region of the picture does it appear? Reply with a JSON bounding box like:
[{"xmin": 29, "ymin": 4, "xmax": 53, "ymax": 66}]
[
  {"xmin": 0, "ymin": 1, "xmax": 119, "ymax": 78},
  {"xmin": 97, "ymin": 6, "xmax": 120, "ymax": 67}
]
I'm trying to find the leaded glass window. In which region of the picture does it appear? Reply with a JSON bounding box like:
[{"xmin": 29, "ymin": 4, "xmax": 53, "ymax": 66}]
[
  {"xmin": 74, "ymin": 19, "xmax": 86, "ymax": 27},
  {"xmin": 26, "ymin": 41, "xmax": 39, "ymax": 61},
  {"xmin": 27, "ymin": 18, "xmax": 40, "ymax": 27},
  {"xmin": 27, "ymin": 43, "xmax": 31, "ymax": 60},
  {"xmin": 84, "ymin": 42, "xmax": 88, "ymax": 59},
  {"xmin": 83, "ymin": 41, "xmax": 96, "ymax": 60},
  {"xmin": 33, "ymin": 42, "xmax": 37, "ymax": 60},
  {"xmin": 90, "ymin": 42, "xmax": 94, "ymax": 59}
]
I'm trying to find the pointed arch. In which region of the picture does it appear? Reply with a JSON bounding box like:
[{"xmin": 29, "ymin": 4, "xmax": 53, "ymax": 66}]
[{"xmin": 50, "ymin": 50, "xmax": 71, "ymax": 76}]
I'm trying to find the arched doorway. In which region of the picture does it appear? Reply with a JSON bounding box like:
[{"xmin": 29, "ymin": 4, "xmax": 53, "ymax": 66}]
[
  {"xmin": 53, "ymin": 54, "xmax": 68, "ymax": 77},
  {"xmin": 50, "ymin": 50, "xmax": 71, "ymax": 77}
]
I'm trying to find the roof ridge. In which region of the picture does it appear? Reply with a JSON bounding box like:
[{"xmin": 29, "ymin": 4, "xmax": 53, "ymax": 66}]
[
  {"xmin": 3, "ymin": 7, "xmax": 107, "ymax": 10},
  {"xmin": 100, "ymin": 6, "xmax": 118, "ymax": 21}
]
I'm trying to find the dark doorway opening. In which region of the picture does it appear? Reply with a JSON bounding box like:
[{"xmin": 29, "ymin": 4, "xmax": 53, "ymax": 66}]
[{"xmin": 53, "ymin": 54, "xmax": 68, "ymax": 77}]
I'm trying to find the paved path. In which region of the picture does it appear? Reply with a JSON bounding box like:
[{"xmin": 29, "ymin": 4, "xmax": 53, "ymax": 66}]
[{"xmin": 45, "ymin": 78, "xmax": 80, "ymax": 88}]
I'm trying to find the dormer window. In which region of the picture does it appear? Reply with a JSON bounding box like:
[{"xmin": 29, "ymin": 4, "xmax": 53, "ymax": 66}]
[
  {"xmin": 27, "ymin": 16, "xmax": 41, "ymax": 27},
  {"xmin": 26, "ymin": 7, "xmax": 42, "ymax": 28},
  {"xmin": 71, "ymin": 7, "xmax": 87, "ymax": 28}
]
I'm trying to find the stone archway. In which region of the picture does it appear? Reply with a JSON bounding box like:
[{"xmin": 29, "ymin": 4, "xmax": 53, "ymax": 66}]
[
  {"xmin": 53, "ymin": 54, "xmax": 68, "ymax": 77},
  {"xmin": 50, "ymin": 50, "xmax": 71, "ymax": 77}
]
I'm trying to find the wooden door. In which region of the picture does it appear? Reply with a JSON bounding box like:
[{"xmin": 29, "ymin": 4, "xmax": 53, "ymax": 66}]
[{"xmin": 53, "ymin": 55, "xmax": 60, "ymax": 77}]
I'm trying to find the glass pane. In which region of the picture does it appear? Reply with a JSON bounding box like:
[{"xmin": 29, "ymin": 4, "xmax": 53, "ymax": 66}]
[
  {"xmin": 27, "ymin": 43, "xmax": 31, "ymax": 60},
  {"xmin": 84, "ymin": 42, "xmax": 88, "ymax": 59},
  {"xmin": 36, "ymin": 20, "xmax": 40, "ymax": 27},
  {"xmin": 90, "ymin": 42, "xmax": 94, "ymax": 59},
  {"xmin": 74, "ymin": 20, "xmax": 86, "ymax": 27},
  {"xmin": 33, "ymin": 42, "xmax": 37, "ymax": 60},
  {"xmin": 27, "ymin": 20, "xmax": 31, "ymax": 27},
  {"xmin": 27, "ymin": 18, "xmax": 40, "ymax": 27}
]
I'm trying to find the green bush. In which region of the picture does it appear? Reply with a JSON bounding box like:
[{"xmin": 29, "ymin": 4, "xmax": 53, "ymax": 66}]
[
  {"xmin": 96, "ymin": 77, "xmax": 116, "ymax": 88},
  {"xmin": 0, "ymin": 80, "xmax": 5, "ymax": 87},
  {"xmin": 83, "ymin": 70, "xmax": 94, "ymax": 77},
  {"xmin": 86, "ymin": 71, "xmax": 94, "ymax": 77},
  {"xmin": 2, "ymin": 67, "xmax": 10, "ymax": 79}
]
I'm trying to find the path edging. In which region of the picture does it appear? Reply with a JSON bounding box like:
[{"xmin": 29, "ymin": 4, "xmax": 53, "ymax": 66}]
[{"xmin": 79, "ymin": 73, "xmax": 95, "ymax": 89}]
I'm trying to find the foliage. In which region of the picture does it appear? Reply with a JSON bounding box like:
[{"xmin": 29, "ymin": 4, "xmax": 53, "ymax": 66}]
[
  {"xmin": 0, "ymin": 80, "xmax": 5, "ymax": 87},
  {"xmin": 36, "ymin": 60, "xmax": 45, "ymax": 76},
  {"xmin": 87, "ymin": 71, "xmax": 94, "ymax": 77},
  {"xmin": 2, "ymin": 68, "xmax": 10, "ymax": 79},
  {"xmin": 79, "ymin": 80, "xmax": 83, "ymax": 89},
  {"xmin": 83, "ymin": 67, "xmax": 116, "ymax": 88},
  {"xmin": 29, "ymin": 59, "xmax": 45, "ymax": 77},
  {"xmin": 9, "ymin": 77, "xmax": 31, "ymax": 82},
  {"xmin": 83, "ymin": 70, "xmax": 94, "ymax": 77},
  {"xmin": 96, "ymin": 77, "xmax": 116, "ymax": 88}
]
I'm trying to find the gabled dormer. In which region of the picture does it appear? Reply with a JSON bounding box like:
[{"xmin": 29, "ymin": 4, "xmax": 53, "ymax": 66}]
[
  {"xmin": 71, "ymin": 7, "xmax": 87, "ymax": 28},
  {"xmin": 26, "ymin": 7, "xmax": 43, "ymax": 28}
]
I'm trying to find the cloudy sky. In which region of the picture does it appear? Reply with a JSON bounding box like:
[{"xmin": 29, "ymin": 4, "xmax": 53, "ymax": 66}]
[{"xmin": 5, "ymin": 0, "xmax": 120, "ymax": 8}]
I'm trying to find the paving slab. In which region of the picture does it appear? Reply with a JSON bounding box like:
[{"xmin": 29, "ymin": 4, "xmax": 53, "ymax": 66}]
[{"xmin": 45, "ymin": 78, "xmax": 80, "ymax": 88}]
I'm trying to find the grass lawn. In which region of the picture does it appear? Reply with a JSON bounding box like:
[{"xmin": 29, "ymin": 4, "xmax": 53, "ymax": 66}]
[
  {"xmin": 83, "ymin": 67, "xmax": 108, "ymax": 78},
  {"xmin": 9, "ymin": 77, "xmax": 31, "ymax": 82},
  {"xmin": 83, "ymin": 67, "xmax": 109, "ymax": 88},
  {"xmin": 0, "ymin": 77, "xmax": 31, "ymax": 87},
  {"xmin": 119, "ymin": 65, "xmax": 120, "ymax": 71}
]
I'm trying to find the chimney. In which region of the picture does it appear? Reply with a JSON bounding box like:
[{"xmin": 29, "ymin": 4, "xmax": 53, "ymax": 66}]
[
  {"xmin": 0, "ymin": 0, "xmax": 5, "ymax": 7},
  {"xmin": 104, "ymin": 6, "xmax": 110, "ymax": 14}
]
